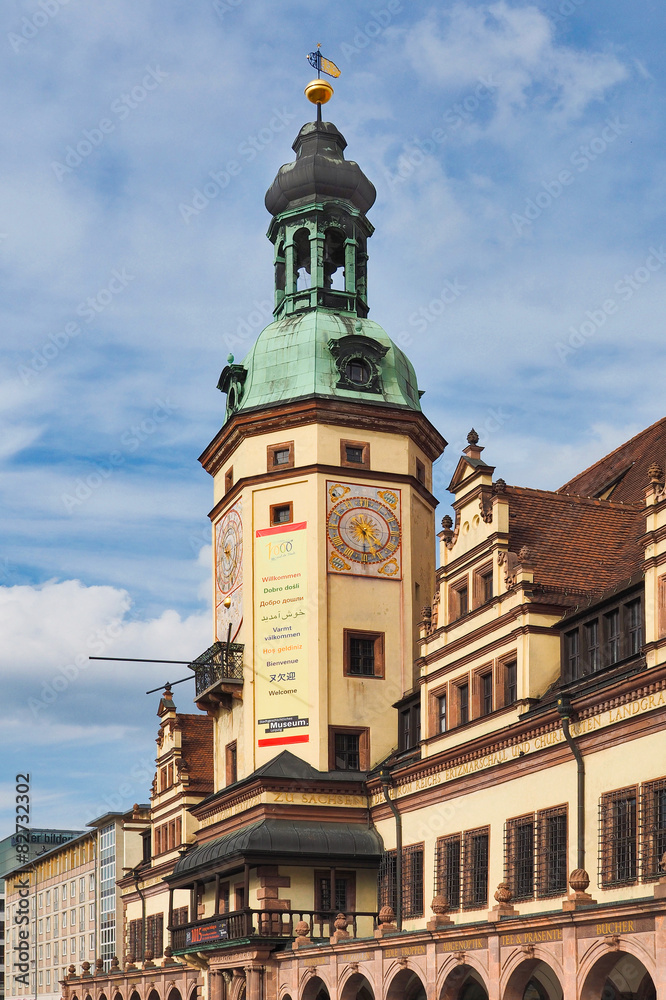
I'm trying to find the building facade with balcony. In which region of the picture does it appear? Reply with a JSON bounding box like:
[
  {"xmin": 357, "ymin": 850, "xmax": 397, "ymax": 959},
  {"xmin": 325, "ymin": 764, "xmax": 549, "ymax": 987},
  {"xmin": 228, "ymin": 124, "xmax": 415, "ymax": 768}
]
[{"xmin": 55, "ymin": 94, "xmax": 666, "ymax": 1000}]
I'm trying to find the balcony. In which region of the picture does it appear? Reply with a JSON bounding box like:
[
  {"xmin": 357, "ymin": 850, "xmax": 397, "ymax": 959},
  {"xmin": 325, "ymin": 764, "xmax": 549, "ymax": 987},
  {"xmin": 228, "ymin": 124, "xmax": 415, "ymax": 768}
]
[
  {"xmin": 188, "ymin": 641, "xmax": 244, "ymax": 710},
  {"xmin": 170, "ymin": 908, "xmax": 378, "ymax": 952}
]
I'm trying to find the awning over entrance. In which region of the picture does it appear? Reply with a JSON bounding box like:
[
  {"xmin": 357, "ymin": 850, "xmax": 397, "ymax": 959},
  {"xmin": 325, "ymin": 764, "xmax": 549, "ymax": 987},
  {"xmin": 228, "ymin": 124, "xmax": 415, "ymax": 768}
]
[{"xmin": 169, "ymin": 819, "xmax": 383, "ymax": 882}]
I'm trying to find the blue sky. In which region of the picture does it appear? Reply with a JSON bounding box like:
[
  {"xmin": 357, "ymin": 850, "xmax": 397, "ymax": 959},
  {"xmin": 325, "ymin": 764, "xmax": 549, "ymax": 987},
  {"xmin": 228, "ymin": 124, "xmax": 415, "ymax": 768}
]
[{"xmin": 1, "ymin": 0, "xmax": 665, "ymax": 831}]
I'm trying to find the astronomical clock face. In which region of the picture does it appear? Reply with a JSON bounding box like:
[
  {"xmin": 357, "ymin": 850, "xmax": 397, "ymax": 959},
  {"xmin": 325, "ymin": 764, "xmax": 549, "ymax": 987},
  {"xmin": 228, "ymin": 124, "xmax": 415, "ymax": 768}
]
[
  {"xmin": 326, "ymin": 482, "xmax": 401, "ymax": 579},
  {"xmin": 215, "ymin": 502, "xmax": 243, "ymax": 641}
]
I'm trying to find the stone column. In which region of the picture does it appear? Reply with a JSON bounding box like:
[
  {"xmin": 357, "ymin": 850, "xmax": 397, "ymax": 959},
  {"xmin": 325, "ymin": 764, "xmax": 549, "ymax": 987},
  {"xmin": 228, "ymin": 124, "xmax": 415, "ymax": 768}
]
[
  {"xmin": 244, "ymin": 963, "xmax": 264, "ymax": 1000},
  {"xmin": 561, "ymin": 924, "xmax": 578, "ymax": 1000}
]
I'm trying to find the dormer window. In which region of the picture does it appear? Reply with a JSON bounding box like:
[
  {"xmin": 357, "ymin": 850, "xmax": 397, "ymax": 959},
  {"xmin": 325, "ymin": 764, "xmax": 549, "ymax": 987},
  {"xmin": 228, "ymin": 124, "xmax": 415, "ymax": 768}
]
[{"xmin": 345, "ymin": 359, "xmax": 371, "ymax": 385}]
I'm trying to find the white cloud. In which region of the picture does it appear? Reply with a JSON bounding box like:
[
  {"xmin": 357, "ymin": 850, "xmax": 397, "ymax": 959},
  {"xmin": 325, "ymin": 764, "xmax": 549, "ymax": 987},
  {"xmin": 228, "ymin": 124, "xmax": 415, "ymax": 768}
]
[{"xmin": 401, "ymin": 2, "xmax": 628, "ymax": 131}]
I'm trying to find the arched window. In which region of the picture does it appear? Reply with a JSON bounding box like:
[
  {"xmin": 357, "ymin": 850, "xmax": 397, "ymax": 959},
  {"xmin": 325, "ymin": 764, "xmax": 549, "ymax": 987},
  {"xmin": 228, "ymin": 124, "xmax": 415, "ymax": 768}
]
[
  {"xmin": 293, "ymin": 228, "xmax": 311, "ymax": 289},
  {"xmin": 323, "ymin": 227, "xmax": 346, "ymax": 290}
]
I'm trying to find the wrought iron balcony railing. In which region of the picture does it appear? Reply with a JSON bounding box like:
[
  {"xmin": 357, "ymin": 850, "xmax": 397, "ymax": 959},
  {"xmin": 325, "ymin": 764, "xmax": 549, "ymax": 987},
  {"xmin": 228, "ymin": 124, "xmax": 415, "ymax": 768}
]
[{"xmin": 188, "ymin": 641, "xmax": 244, "ymax": 698}]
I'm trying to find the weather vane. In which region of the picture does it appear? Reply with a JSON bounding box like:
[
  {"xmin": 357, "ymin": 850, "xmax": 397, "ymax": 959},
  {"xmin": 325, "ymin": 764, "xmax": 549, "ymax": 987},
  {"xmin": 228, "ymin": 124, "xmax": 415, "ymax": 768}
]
[{"xmin": 305, "ymin": 43, "xmax": 340, "ymax": 121}]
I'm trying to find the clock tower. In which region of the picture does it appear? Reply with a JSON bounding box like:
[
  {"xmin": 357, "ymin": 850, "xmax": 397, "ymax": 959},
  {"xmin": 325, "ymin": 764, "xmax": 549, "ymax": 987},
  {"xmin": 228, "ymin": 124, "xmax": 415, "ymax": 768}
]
[{"xmin": 197, "ymin": 110, "xmax": 446, "ymax": 787}]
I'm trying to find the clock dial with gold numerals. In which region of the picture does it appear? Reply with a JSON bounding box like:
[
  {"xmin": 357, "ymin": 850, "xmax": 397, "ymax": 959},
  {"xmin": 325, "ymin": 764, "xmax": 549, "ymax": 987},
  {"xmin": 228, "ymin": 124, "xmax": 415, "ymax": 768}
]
[
  {"xmin": 215, "ymin": 503, "xmax": 243, "ymax": 641},
  {"xmin": 326, "ymin": 482, "xmax": 402, "ymax": 579}
]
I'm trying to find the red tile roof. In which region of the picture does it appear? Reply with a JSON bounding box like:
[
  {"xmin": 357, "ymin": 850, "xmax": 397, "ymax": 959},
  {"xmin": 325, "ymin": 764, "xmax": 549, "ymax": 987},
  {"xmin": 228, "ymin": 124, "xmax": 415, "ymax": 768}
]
[
  {"xmin": 178, "ymin": 714, "xmax": 214, "ymax": 793},
  {"xmin": 504, "ymin": 485, "xmax": 644, "ymax": 597},
  {"xmin": 558, "ymin": 416, "xmax": 666, "ymax": 503}
]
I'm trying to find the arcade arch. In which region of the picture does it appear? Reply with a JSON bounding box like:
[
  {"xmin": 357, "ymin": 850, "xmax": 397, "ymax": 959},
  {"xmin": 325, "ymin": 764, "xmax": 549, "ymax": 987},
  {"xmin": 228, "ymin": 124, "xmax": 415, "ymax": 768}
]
[
  {"xmin": 440, "ymin": 964, "xmax": 489, "ymax": 1000},
  {"xmin": 339, "ymin": 971, "xmax": 374, "ymax": 1000},
  {"xmin": 504, "ymin": 959, "xmax": 563, "ymax": 1000},
  {"xmin": 386, "ymin": 968, "xmax": 427, "ymax": 1000},
  {"xmin": 581, "ymin": 951, "xmax": 656, "ymax": 1000},
  {"xmin": 301, "ymin": 975, "xmax": 330, "ymax": 1000}
]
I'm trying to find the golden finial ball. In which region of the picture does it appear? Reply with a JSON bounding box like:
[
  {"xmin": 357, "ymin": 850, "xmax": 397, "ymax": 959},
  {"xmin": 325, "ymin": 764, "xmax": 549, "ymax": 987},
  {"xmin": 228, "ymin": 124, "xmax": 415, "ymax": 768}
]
[{"xmin": 304, "ymin": 78, "xmax": 334, "ymax": 105}]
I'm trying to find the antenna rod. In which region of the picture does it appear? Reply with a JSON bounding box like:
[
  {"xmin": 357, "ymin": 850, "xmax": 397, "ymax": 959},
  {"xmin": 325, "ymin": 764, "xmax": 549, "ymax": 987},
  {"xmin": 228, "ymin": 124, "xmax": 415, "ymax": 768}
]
[{"xmin": 89, "ymin": 656, "xmax": 194, "ymax": 664}]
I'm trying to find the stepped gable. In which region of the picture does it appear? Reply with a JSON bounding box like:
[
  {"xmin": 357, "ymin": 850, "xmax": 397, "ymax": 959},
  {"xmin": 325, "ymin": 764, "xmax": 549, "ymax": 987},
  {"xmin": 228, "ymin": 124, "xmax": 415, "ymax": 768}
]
[
  {"xmin": 178, "ymin": 714, "xmax": 214, "ymax": 794},
  {"xmin": 503, "ymin": 485, "xmax": 644, "ymax": 596},
  {"xmin": 557, "ymin": 415, "xmax": 666, "ymax": 502}
]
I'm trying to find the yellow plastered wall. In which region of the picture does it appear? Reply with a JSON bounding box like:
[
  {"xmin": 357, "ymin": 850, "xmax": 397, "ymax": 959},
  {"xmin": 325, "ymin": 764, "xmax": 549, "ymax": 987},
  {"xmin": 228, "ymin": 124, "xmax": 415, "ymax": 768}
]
[{"xmin": 210, "ymin": 418, "xmax": 437, "ymax": 780}]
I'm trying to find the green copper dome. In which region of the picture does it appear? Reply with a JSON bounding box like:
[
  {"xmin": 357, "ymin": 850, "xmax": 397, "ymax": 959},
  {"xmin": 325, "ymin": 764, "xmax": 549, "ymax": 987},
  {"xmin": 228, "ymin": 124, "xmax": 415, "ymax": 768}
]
[
  {"xmin": 219, "ymin": 313, "xmax": 422, "ymax": 418},
  {"xmin": 217, "ymin": 118, "xmax": 423, "ymax": 421}
]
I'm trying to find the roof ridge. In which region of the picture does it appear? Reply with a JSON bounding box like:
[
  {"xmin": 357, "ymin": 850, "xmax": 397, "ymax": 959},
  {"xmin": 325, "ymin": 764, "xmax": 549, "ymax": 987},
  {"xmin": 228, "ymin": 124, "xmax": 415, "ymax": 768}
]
[
  {"xmin": 504, "ymin": 484, "xmax": 643, "ymax": 510},
  {"xmin": 558, "ymin": 416, "xmax": 666, "ymax": 493}
]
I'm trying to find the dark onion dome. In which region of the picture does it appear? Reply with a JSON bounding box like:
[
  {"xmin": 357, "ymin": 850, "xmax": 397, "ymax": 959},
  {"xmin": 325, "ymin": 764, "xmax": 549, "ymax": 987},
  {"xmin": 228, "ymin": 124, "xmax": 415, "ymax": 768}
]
[{"xmin": 265, "ymin": 120, "xmax": 376, "ymax": 217}]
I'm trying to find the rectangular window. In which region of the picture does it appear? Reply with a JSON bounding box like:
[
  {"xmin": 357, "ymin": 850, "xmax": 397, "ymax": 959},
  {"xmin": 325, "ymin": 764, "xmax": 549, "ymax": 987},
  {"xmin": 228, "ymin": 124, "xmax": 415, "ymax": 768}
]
[
  {"xmin": 641, "ymin": 777, "xmax": 666, "ymax": 881},
  {"xmin": 504, "ymin": 660, "xmax": 517, "ymax": 705},
  {"xmin": 458, "ymin": 585, "xmax": 468, "ymax": 617},
  {"xmin": 349, "ymin": 637, "xmax": 375, "ymax": 675},
  {"xmin": 626, "ymin": 599, "xmax": 642, "ymax": 656},
  {"xmin": 38, "ymin": 894, "xmax": 43, "ymax": 909},
  {"xmin": 53, "ymin": 887, "xmax": 58, "ymax": 908},
  {"xmin": 226, "ymin": 741, "xmax": 237, "ymax": 785},
  {"xmin": 536, "ymin": 806, "xmax": 568, "ymax": 897},
  {"xmin": 61, "ymin": 884, "xmax": 66, "ymax": 900},
  {"xmin": 329, "ymin": 726, "xmax": 369, "ymax": 771},
  {"xmin": 377, "ymin": 846, "xmax": 424, "ymax": 919},
  {"xmin": 506, "ymin": 815, "xmax": 535, "ymax": 900},
  {"xmin": 46, "ymin": 917, "xmax": 50, "ymax": 933},
  {"xmin": 343, "ymin": 629, "xmax": 384, "ymax": 678},
  {"xmin": 270, "ymin": 502, "xmax": 293, "ymax": 526},
  {"xmin": 314, "ymin": 870, "xmax": 355, "ymax": 913},
  {"xmin": 600, "ymin": 787, "xmax": 637, "ymax": 886},
  {"xmin": 53, "ymin": 915, "xmax": 58, "ymax": 935},
  {"xmin": 334, "ymin": 732, "xmax": 360, "ymax": 770},
  {"xmin": 267, "ymin": 440, "xmax": 294, "ymax": 471},
  {"xmin": 474, "ymin": 564, "xmax": 494, "ymax": 607},
  {"xmin": 402, "ymin": 844, "xmax": 424, "ymax": 918},
  {"xmin": 437, "ymin": 693, "xmax": 447, "ymax": 733},
  {"xmin": 585, "ymin": 620, "xmax": 600, "ymax": 673},
  {"xmin": 79, "ymin": 878, "xmax": 85, "ymax": 901},
  {"xmin": 481, "ymin": 672, "xmax": 493, "ymax": 716},
  {"xmin": 566, "ymin": 629, "xmax": 580, "ymax": 679},
  {"xmin": 89, "ymin": 903, "xmax": 94, "ymax": 921},
  {"xmin": 605, "ymin": 609, "xmax": 620, "ymax": 664},
  {"xmin": 415, "ymin": 458, "xmax": 426, "ymax": 484},
  {"xmin": 435, "ymin": 834, "xmax": 461, "ymax": 910},
  {"xmin": 224, "ymin": 467, "xmax": 233, "ymax": 494},
  {"xmin": 146, "ymin": 914, "xmax": 163, "ymax": 959},
  {"xmin": 62, "ymin": 911, "xmax": 67, "ymax": 928},
  {"xmin": 129, "ymin": 920, "xmax": 142, "ymax": 963},
  {"xmin": 458, "ymin": 681, "xmax": 469, "ymax": 726},
  {"xmin": 172, "ymin": 906, "xmax": 189, "ymax": 926},
  {"xmin": 46, "ymin": 891, "xmax": 51, "ymax": 907},
  {"xmin": 340, "ymin": 439, "xmax": 370, "ymax": 469},
  {"xmin": 462, "ymin": 827, "xmax": 489, "ymax": 909},
  {"xmin": 71, "ymin": 908, "xmax": 76, "ymax": 926},
  {"xmin": 398, "ymin": 696, "xmax": 420, "ymax": 752}
]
